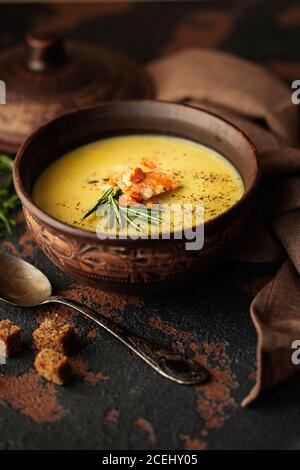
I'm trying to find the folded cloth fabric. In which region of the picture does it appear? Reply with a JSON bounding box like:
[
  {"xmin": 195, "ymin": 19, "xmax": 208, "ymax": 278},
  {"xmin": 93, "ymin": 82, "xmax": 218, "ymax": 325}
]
[
  {"xmin": 147, "ymin": 48, "xmax": 300, "ymax": 405},
  {"xmin": 147, "ymin": 48, "xmax": 298, "ymax": 146}
]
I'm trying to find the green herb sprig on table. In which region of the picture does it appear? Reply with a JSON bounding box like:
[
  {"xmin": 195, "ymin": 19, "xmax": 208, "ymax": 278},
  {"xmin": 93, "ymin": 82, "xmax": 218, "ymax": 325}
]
[
  {"xmin": 83, "ymin": 185, "xmax": 162, "ymax": 231},
  {"xmin": 0, "ymin": 154, "xmax": 20, "ymax": 235}
]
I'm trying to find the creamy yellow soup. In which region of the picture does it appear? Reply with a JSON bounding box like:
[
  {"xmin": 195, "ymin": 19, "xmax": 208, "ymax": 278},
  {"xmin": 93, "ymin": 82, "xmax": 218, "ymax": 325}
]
[{"xmin": 33, "ymin": 134, "xmax": 244, "ymax": 235}]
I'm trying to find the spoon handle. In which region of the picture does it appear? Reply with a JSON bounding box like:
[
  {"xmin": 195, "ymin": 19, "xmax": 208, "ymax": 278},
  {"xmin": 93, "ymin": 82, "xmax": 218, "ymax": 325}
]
[{"xmin": 46, "ymin": 295, "xmax": 208, "ymax": 385}]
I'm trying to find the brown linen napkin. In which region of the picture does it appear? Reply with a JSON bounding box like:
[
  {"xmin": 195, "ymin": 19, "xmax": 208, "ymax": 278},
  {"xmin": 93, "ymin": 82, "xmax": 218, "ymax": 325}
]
[
  {"xmin": 147, "ymin": 48, "xmax": 300, "ymax": 405},
  {"xmin": 148, "ymin": 48, "xmax": 298, "ymax": 146}
]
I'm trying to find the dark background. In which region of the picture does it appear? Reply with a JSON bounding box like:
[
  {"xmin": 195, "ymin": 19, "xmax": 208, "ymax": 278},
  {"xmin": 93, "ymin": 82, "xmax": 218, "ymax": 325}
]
[{"xmin": 0, "ymin": 0, "xmax": 300, "ymax": 450}]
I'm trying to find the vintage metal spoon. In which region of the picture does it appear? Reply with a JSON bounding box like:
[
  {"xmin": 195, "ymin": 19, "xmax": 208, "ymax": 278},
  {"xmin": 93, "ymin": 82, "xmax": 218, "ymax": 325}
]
[{"xmin": 0, "ymin": 252, "xmax": 207, "ymax": 385}]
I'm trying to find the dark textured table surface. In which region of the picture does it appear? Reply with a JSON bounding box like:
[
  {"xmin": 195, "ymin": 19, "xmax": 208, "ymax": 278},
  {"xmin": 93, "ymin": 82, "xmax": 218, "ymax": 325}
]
[{"xmin": 1, "ymin": 0, "xmax": 300, "ymax": 450}]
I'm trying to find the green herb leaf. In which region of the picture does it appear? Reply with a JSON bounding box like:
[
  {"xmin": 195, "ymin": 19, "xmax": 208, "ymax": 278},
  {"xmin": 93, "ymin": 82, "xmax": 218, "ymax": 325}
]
[
  {"xmin": 109, "ymin": 194, "xmax": 122, "ymax": 226},
  {"xmin": 0, "ymin": 154, "xmax": 19, "ymax": 237},
  {"xmin": 0, "ymin": 154, "xmax": 14, "ymax": 172},
  {"xmin": 82, "ymin": 187, "xmax": 114, "ymax": 219}
]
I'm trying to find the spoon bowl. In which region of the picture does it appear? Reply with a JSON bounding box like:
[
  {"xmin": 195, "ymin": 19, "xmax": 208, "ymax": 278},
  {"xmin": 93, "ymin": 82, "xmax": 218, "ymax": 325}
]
[{"xmin": 0, "ymin": 252, "xmax": 52, "ymax": 307}]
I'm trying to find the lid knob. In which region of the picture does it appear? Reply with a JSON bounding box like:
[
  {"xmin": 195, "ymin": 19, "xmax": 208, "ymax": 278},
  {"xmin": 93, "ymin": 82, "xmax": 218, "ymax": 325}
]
[{"xmin": 26, "ymin": 31, "xmax": 66, "ymax": 72}]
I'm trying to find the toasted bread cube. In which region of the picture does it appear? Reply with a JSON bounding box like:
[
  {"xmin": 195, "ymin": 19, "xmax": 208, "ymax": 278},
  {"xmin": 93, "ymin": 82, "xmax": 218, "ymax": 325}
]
[
  {"xmin": 34, "ymin": 348, "xmax": 72, "ymax": 385},
  {"xmin": 33, "ymin": 316, "xmax": 77, "ymax": 354},
  {"xmin": 0, "ymin": 320, "xmax": 22, "ymax": 357}
]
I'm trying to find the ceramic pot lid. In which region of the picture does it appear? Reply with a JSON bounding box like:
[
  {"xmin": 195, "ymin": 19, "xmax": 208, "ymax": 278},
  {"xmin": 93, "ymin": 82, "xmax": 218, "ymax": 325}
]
[{"xmin": 0, "ymin": 31, "xmax": 152, "ymax": 153}]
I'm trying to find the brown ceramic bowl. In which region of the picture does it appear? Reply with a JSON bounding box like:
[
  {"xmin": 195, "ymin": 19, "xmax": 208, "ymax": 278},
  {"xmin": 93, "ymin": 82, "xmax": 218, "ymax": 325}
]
[{"xmin": 13, "ymin": 101, "xmax": 258, "ymax": 293}]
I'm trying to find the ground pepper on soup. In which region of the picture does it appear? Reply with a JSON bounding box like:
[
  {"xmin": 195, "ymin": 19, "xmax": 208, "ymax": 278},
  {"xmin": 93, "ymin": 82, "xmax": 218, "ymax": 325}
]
[{"xmin": 33, "ymin": 135, "xmax": 244, "ymax": 235}]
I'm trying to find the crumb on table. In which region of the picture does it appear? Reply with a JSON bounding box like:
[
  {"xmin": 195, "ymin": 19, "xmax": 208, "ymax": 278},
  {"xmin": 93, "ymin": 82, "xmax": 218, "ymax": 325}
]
[
  {"xmin": 34, "ymin": 348, "xmax": 73, "ymax": 385},
  {"xmin": 0, "ymin": 319, "xmax": 22, "ymax": 357},
  {"xmin": 33, "ymin": 316, "xmax": 77, "ymax": 354}
]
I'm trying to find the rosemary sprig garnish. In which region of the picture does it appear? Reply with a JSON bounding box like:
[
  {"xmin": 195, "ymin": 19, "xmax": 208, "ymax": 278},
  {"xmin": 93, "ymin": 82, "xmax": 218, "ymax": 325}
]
[
  {"xmin": 125, "ymin": 206, "xmax": 161, "ymax": 222},
  {"xmin": 82, "ymin": 186, "xmax": 116, "ymax": 220},
  {"xmin": 0, "ymin": 154, "xmax": 20, "ymax": 235},
  {"xmin": 83, "ymin": 184, "xmax": 162, "ymax": 231},
  {"xmin": 110, "ymin": 192, "xmax": 122, "ymax": 226},
  {"xmin": 118, "ymin": 205, "xmax": 142, "ymax": 232}
]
